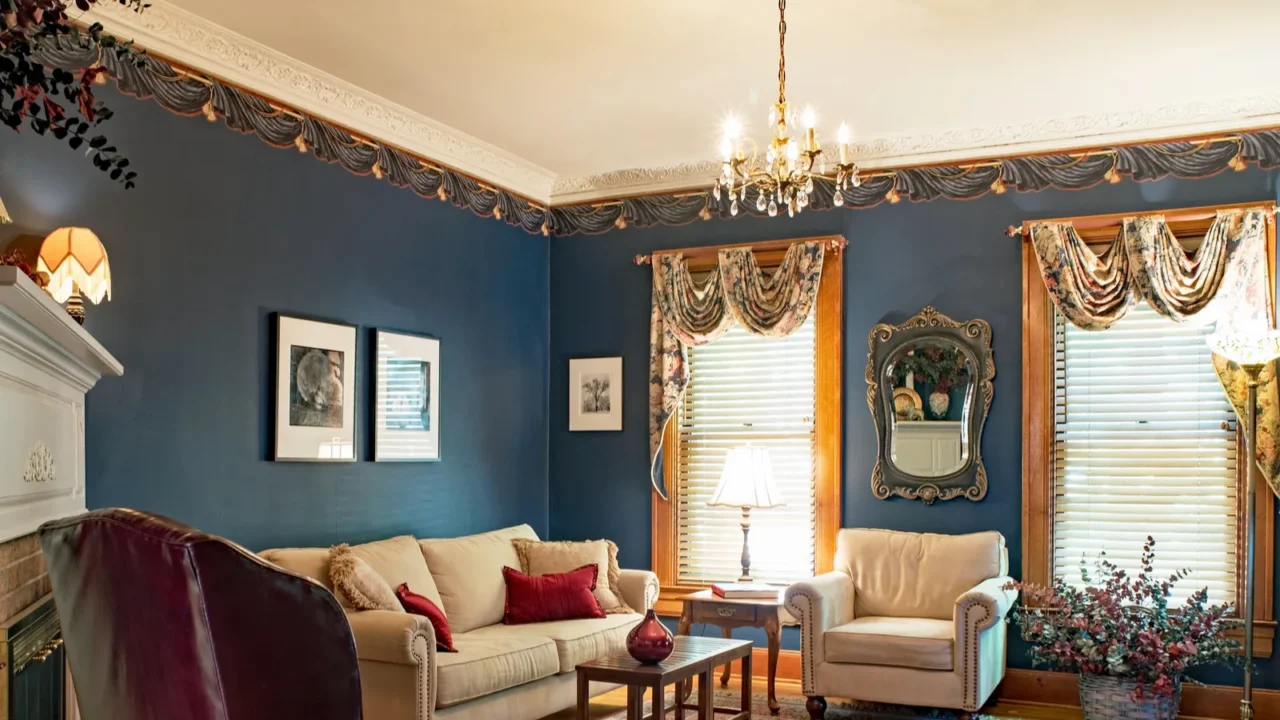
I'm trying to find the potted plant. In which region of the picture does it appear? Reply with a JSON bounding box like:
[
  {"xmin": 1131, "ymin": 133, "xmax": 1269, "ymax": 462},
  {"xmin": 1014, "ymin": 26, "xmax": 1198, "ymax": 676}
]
[
  {"xmin": 1005, "ymin": 538, "xmax": 1240, "ymax": 720},
  {"xmin": 891, "ymin": 344, "xmax": 968, "ymax": 418},
  {"xmin": 1, "ymin": 0, "xmax": 146, "ymax": 186}
]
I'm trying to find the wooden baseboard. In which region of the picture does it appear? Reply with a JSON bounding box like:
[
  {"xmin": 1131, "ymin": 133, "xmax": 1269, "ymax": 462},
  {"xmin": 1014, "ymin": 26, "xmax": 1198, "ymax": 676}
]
[
  {"xmin": 996, "ymin": 668, "xmax": 1280, "ymax": 720},
  {"xmin": 719, "ymin": 649, "xmax": 1279, "ymax": 719}
]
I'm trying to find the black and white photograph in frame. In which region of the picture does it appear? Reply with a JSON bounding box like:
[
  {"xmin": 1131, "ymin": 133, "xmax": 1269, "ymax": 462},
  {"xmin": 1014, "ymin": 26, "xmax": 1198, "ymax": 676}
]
[
  {"xmin": 569, "ymin": 357, "xmax": 622, "ymax": 431},
  {"xmin": 374, "ymin": 329, "xmax": 441, "ymax": 461},
  {"xmin": 274, "ymin": 314, "xmax": 357, "ymax": 461}
]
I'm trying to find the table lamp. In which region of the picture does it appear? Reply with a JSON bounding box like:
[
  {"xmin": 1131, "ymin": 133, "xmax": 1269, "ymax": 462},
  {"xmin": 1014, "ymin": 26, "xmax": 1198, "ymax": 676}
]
[
  {"xmin": 1206, "ymin": 329, "xmax": 1280, "ymax": 720},
  {"xmin": 37, "ymin": 227, "xmax": 111, "ymax": 325},
  {"xmin": 709, "ymin": 445, "xmax": 783, "ymax": 583}
]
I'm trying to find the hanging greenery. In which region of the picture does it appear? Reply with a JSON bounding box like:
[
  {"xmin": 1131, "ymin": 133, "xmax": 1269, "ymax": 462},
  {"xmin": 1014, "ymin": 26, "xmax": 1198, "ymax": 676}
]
[
  {"xmin": 1, "ymin": 0, "xmax": 146, "ymax": 187},
  {"xmin": 892, "ymin": 344, "xmax": 969, "ymax": 392}
]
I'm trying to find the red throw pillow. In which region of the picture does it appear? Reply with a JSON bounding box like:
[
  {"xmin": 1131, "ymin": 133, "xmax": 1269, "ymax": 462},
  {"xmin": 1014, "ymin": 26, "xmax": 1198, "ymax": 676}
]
[
  {"xmin": 502, "ymin": 564, "xmax": 606, "ymax": 624},
  {"xmin": 395, "ymin": 583, "xmax": 456, "ymax": 653}
]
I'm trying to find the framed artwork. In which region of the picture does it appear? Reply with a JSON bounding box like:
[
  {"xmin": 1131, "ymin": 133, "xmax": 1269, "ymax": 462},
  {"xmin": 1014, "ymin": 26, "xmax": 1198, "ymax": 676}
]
[
  {"xmin": 373, "ymin": 329, "xmax": 441, "ymax": 461},
  {"xmin": 569, "ymin": 357, "xmax": 622, "ymax": 431},
  {"xmin": 274, "ymin": 314, "xmax": 357, "ymax": 462}
]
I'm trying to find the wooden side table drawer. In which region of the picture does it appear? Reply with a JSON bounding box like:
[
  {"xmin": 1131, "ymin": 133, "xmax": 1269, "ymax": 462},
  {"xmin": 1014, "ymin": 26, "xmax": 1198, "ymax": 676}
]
[{"xmin": 693, "ymin": 602, "xmax": 757, "ymax": 624}]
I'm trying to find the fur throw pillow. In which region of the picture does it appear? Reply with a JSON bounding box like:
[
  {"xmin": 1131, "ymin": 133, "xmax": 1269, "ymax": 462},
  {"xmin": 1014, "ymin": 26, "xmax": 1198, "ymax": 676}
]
[{"xmin": 329, "ymin": 544, "xmax": 401, "ymax": 612}]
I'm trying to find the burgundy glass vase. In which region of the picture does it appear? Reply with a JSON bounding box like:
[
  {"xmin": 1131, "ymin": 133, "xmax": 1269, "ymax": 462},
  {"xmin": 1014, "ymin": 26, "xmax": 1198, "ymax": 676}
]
[{"xmin": 626, "ymin": 609, "xmax": 674, "ymax": 664}]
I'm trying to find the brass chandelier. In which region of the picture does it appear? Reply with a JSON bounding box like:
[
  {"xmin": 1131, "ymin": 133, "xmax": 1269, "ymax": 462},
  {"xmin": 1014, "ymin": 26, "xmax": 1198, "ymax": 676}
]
[{"xmin": 714, "ymin": 0, "xmax": 859, "ymax": 217}]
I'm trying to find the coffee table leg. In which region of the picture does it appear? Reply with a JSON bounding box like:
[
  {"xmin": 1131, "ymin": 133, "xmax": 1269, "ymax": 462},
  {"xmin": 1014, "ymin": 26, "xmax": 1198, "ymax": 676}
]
[
  {"xmin": 719, "ymin": 627, "xmax": 733, "ymax": 686},
  {"xmin": 697, "ymin": 669, "xmax": 712, "ymax": 720},
  {"xmin": 741, "ymin": 651, "xmax": 753, "ymax": 716},
  {"xmin": 677, "ymin": 602, "xmax": 693, "ymax": 703},
  {"xmin": 577, "ymin": 673, "xmax": 589, "ymax": 720},
  {"xmin": 653, "ymin": 680, "xmax": 665, "ymax": 720},
  {"xmin": 627, "ymin": 684, "xmax": 644, "ymax": 720}
]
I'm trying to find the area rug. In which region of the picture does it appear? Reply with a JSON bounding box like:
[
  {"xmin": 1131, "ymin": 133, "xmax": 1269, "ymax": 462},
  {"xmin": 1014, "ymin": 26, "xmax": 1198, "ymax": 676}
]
[{"xmin": 593, "ymin": 689, "xmax": 1001, "ymax": 719}]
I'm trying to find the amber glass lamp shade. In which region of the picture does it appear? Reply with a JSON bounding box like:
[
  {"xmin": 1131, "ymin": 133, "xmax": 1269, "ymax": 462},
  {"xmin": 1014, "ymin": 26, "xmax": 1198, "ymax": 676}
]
[{"xmin": 37, "ymin": 227, "xmax": 112, "ymax": 305}]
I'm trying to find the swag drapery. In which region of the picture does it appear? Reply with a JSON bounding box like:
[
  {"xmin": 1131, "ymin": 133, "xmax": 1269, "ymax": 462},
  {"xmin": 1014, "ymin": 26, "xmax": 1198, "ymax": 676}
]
[
  {"xmin": 648, "ymin": 241, "xmax": 825, "ymax": 498},
  {"xmin": 1029, "ymin": 207, "xmax": 1280, "ymax": 495}
]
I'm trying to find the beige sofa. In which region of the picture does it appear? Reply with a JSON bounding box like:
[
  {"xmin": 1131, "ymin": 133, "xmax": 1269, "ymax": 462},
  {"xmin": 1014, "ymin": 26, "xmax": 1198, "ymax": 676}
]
[
  {"xmin": 261, "ymin": 524, "xmax": 660, "ymax": 720},
  {"xmin": 783, "ymin": 529, "xmax": 1014, "ymax": 717}
]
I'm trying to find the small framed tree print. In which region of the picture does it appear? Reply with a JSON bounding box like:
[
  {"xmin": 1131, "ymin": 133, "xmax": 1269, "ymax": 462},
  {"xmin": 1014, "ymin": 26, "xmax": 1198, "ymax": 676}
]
[{"xmin": 569, "ymin": 357, "xmax": 622, "ymax": 431}]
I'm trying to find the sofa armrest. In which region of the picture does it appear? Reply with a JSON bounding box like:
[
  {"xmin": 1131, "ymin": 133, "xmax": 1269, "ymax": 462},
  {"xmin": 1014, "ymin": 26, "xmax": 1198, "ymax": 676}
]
[
  {"xmin": 784, "ymin": 572, "xmax": 854, "ymax": 697},
  {"xmin": 617, "ymin": 569, "xmax": 660, "ymax": 611},
  {"xmin": 345, "ymin": 609, "xmax": 436, "ymax": 666},
  {"xmin": 953, "ymin": 576, "xmax": 1016, "ymax": 711}
]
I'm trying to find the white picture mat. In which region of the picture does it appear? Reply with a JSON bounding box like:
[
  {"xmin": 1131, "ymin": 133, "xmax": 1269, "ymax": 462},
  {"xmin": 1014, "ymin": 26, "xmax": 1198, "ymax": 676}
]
[
  {"xmin": 275, "ymin": 316, "xmax": 357, "ymax": 461},
  {"xmin": 374, "ymin": 330, "xmax": 441, "ymax": 461},
  {"xmin": 569, "ymin": 357, "xmax": 622, "ymax": 431}
]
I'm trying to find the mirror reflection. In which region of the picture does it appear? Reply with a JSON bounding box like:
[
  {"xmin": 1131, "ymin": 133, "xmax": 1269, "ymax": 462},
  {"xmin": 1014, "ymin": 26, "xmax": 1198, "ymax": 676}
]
[{"xmin": 885, "ymin": 340, "xmax": 974, "ymax": 477}]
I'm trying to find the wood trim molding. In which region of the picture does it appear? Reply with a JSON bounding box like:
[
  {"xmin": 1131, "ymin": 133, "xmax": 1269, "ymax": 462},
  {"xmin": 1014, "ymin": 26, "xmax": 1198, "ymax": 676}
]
[
  {"xmin": 996, "ymin": 668, "xmax": 1280, "ymax": 720},
  {"xmin": 650, "ymin": 239, "xmax": 843, "ymax": 601},
  {"xmin": 1020, "ymin": 203, "xmax": 1279, "ymax": 655}
]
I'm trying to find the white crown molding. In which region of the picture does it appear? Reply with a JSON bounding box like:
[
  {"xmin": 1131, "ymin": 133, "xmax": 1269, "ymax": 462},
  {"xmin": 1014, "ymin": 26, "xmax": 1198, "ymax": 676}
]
[
  {"xmin": 550, "ymin": 98, "xmax": 1280, "ymax": 204},
  {"xmin": 82, "ymin": 3, "xmax": 1280, "ymax": 208},
  {"xmin": 84, "ymin": 2, "xmax": 558, "ymax": 202}
]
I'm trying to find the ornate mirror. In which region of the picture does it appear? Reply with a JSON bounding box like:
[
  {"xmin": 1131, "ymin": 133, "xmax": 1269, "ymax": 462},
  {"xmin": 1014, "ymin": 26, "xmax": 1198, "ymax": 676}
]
[{"xmin": 866, "ymin": 306, "xmax": 994, "ymax": 504}]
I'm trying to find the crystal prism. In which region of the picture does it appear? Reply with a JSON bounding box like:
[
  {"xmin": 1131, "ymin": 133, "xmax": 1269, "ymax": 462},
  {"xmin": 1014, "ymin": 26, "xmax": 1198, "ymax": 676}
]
[
  {"xmin": 730, "ymin": 199, "xmax": 739, "ymax": 216},
  {"xmin": 767, "ymin": 199, "xmax": 778, "ymax": 217},
  {"xmin": 833, "ymin": 191, "xmax": 844, "ymax": 207}
]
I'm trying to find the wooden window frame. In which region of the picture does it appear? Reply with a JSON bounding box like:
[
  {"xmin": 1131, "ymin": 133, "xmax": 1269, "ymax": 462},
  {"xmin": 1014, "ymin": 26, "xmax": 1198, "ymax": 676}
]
[
  {"xmin": 1021, "ymin": 202, "xmax": 1277, "ymax": 656},
  {"xmin": 650, "ymin": 236, "xmax": 843, "ymax": 617}
]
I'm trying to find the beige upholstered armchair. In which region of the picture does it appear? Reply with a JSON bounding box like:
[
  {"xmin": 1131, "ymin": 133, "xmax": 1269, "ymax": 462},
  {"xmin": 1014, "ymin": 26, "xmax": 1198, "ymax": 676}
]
[{"xmin": 784, "ymin": 529, "xmax": 1015, "ymax": 718}]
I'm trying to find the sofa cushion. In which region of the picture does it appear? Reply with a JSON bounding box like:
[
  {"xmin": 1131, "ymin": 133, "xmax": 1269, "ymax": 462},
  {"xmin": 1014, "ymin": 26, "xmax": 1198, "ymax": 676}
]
[
  {"xmin": 435, "ymin": 631, "xmax": 559, "ymax": 708},
  {"xmin": 258, "ymin": 547, "xmax": 334, "ymax": 591},
  {"xmin": 347, "ymin": 535, "xmax": 445, "ymax": 614},
  {"xmin": 513, "ymin": 538, "xmax": 632, "ymax": 613},
  {"xmin": 833, "ymin": 529, "xmax": 1005, "ymax": 620},
  {"xmin": 468, "ymin": 613, "xmax": 643, "ymax": 672},
  {"xmin": 419, "ymin": 524, "xmax": 539, "ymax": 634},
  {"xmin": 824, "ymin": 616, "xmax": 954, "ymax": 670}
]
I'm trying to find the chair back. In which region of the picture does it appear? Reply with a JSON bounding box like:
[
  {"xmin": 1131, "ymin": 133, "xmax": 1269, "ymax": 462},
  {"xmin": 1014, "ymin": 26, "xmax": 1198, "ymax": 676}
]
[
  {"xmin": 834, "ymin": 528, "xmax": 1006, "ymax": 620},
  {"xmin": 40, "ymin": 509, "xmax": 362, "ymax": 720}
]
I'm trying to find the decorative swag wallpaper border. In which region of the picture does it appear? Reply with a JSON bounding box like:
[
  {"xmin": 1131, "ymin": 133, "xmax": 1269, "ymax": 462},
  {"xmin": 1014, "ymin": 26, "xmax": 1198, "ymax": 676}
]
[{"xmin": 34, "ymin": 39, "xmax": 1280, "ymax": 237}]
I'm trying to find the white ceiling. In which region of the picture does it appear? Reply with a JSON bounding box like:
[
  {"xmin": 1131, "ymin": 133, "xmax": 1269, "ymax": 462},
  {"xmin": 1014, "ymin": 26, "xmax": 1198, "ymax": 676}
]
[{"xmin": 89, "ymin": 0, "xmax": 1280, "ymax": 203}]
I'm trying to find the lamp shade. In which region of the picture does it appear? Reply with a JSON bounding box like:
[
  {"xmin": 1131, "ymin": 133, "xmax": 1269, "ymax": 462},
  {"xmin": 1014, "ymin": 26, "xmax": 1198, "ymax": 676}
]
[
  {"xmin": 37, "ymin": 227, "xmax": 111, "ymax": 304},
  {"xmin": 709, "ymin": 446, "xmax": 784, "ymax": 509},
  {"xmin": 1206, "ymin": 330, "xmax": 1280, "ymax": 366}
]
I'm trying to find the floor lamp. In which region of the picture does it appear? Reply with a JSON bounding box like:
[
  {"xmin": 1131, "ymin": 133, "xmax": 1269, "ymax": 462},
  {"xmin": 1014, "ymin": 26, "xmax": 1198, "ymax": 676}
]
[{"xmin": 1207, "ymin": 331, "xmax": 1280, "ymax": 720}]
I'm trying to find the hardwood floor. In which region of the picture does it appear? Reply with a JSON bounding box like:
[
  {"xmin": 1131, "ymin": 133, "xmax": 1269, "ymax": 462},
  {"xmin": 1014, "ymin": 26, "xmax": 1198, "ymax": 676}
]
[{"xmin": 541, "ymin": 683, "xmax": 1083, "ymax": 719}]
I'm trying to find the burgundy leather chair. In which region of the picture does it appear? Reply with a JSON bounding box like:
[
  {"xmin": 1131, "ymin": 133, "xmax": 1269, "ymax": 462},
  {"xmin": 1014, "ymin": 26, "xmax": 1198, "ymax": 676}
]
[{"xmin": 39, "ymin": 509, "xmax": 362, "ymax": 720}]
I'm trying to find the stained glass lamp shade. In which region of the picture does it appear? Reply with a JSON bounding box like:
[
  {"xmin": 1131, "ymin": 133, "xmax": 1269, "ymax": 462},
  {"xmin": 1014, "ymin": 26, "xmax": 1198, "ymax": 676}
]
[{"xmin": 37, "ymin": 227, "xmax": 112, "ymax": 304}]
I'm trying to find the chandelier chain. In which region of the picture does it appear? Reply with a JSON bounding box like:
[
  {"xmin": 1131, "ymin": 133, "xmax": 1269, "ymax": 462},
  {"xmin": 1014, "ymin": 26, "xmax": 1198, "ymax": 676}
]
[{"xmin": 778, "ymin": 0, "xmax": 786, "ymax": 105}]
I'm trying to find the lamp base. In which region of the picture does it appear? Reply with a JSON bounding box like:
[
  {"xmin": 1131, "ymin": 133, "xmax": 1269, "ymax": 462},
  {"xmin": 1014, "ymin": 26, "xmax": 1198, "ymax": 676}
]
[{"xmin": 64, "ymin": 293, "xmax": 85, "ymax": 325}]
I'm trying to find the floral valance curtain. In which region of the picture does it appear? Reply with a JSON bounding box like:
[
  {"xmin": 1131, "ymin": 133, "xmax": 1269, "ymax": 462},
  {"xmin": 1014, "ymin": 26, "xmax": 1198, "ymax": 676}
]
[
  {"xmin": 649, "ymin": 241, "xmax": 825, "ymax": 498},
  {"xmin": 1030, "ymin": 208, "xmax": 1280, "ymax": 495}
]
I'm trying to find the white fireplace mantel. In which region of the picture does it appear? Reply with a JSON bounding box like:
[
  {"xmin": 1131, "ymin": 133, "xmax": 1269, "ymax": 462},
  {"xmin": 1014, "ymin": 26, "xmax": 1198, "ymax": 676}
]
[{"xmin": 0, "ymin": 266, "xmax": 122, "ymax": 543}]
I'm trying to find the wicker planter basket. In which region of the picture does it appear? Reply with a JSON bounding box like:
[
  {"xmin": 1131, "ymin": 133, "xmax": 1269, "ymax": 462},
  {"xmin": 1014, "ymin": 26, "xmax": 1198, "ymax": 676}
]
[{"xmin": 1078, "ymin": 673, "xmax": 1181, "ymax": 720}]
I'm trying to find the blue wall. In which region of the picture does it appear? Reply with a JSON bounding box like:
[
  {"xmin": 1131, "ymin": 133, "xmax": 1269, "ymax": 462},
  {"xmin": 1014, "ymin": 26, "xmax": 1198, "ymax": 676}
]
[
  {"xmin": 0, "ymin": 87, "xmax": 551, "ymax": 550},
  {"xmin": 549, "ymin": 168, "xmax": 1280, "ymax": 688}
]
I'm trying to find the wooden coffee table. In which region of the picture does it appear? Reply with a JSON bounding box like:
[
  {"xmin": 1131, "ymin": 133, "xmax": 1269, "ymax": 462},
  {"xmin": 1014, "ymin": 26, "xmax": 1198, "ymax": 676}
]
[{"xmin": 576, "ymin": 636, "xmax": 754, "ymax": 720}]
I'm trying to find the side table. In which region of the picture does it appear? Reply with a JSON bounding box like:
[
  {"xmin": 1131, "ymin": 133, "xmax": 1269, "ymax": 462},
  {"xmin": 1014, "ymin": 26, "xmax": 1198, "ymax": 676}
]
[{"xmin": 677, "ymin": 589, "xmax": 797, "ymax": 716}]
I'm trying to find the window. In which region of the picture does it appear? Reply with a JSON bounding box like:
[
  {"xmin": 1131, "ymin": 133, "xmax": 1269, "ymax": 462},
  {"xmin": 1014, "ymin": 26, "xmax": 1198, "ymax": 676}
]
[
  {"xmin": 1021, "ymin": 204, "xmax": 1276, "ymax": 655},
  {"xmin": 651, "ymin": 239, "xmax": 842, "ymax": 615},
  {"xmin": 677, "ymin": 315, "xmax": 817, "ymax": 585},
  {"xmin": 1052, "ymin": 302, "xmax": 1237, "ymax": 604}
]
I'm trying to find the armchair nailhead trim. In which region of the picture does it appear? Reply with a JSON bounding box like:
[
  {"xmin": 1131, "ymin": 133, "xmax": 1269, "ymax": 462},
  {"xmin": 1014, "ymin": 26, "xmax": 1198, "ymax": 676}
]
[
  {"xmin": 784, "ymin": 589, "xmax": 818, "ymax": 696},
  {"xmin": 645, "ymin": 579, "xmax": 659, "ymax": 610},
  {"xmin": 958, "ymin": 598, "xmax": 993, "ymax": 712}
]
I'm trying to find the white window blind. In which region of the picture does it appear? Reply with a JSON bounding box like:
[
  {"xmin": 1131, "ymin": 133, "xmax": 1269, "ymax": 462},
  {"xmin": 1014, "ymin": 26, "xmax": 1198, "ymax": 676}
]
[
  {"xmin": 1053, "ymin": 301, "xmax": 1238, "ymax": 604},
  {"xmin": 676, "ymin": 315, "xmax": 817, "ymax": 586}
]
